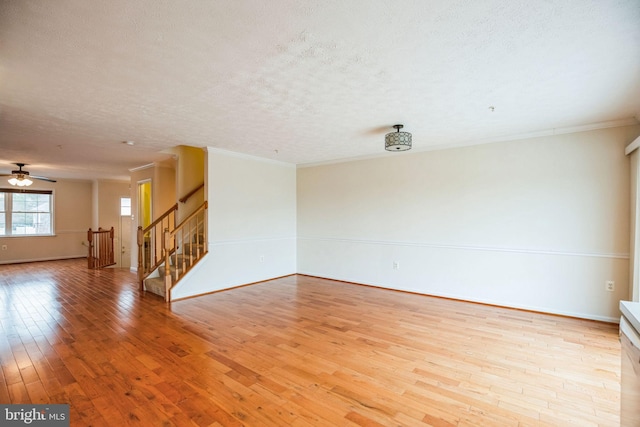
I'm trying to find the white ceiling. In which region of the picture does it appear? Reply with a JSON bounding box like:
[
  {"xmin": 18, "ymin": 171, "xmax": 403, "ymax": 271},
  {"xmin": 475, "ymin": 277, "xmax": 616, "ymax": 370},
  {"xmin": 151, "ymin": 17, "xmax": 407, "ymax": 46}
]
[{"xmin": 1, "ymin": 0, "xmax": 639, "ymax": 180}]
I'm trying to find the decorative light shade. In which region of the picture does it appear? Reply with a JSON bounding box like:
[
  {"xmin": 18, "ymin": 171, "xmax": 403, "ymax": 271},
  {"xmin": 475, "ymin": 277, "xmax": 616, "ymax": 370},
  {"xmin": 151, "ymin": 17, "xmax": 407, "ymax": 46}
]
[
  {"xmin": 385, "ymin": 124, "xmax": 412, "ymax": 151},
  {"xmin": 8, "ymin": 175, "xmax": 33, "ymax": 186}
]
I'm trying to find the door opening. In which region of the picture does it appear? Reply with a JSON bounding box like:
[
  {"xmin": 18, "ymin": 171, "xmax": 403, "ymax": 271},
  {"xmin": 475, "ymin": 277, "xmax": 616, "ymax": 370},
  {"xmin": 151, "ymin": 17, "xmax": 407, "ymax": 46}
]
[
  {"xmin": 120, "ymin": 197, "xmax": 132, "ymax": 269},
  {"xmin": 137, "ymin": 180, "xmax": 153, "ymax": 269}
]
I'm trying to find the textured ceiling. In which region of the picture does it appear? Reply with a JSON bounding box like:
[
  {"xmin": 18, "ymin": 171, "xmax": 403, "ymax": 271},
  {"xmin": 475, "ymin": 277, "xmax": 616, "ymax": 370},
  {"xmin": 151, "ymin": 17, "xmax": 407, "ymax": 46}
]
[{"xmin": 1, "ymin": 0, "xmax": 639, "ymax": 180}]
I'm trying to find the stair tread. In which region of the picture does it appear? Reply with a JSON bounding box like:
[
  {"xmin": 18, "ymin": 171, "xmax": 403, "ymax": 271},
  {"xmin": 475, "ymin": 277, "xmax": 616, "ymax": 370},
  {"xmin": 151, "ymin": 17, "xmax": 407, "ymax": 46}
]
[
  {"xmin": 144, "ymin": 277, "xmax": 166, "ymax": 297},
  {"xmin": 159, "ymin": 265, "xmax": 184, "ymax": 274}
]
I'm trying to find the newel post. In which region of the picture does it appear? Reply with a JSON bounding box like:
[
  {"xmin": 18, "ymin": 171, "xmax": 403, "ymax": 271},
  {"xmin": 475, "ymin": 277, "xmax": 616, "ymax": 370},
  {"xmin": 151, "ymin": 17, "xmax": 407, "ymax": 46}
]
[
  {"xmin": 164, "ymin": 228, "xmax": 172, "ymax": 301},
  {"xmin": 87, "ymin": 229, "xmax": 94, "ymax": 269},
  {"xmin": 109, "ymin": 227, "xmax": 115, "ymax": 265},
  {"xmin": 137, "ymin": 226, "xmax": 144, "ymax": 290}
]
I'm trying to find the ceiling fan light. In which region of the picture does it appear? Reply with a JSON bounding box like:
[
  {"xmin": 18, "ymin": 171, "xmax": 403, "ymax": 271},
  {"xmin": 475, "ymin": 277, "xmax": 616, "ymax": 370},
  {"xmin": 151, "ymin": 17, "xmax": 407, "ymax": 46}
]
[
  {"xmin": 6, "ymin": 164, "xmax": 53, "ymax": 185},
  {"xmin": 8, "ymin": 175, "xmax": 33, "ymax": 186}
]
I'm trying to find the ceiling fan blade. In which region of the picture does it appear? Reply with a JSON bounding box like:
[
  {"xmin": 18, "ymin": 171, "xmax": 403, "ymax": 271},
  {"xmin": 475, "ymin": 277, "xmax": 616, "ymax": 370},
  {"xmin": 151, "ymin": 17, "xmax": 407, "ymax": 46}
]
[
  {"xmin": 31, "ymin": 175, "xmax": 57, "ymax": 183},
  {"xmin": 1, "ymin": 164, "xmax": 57, "ymax": 182}
]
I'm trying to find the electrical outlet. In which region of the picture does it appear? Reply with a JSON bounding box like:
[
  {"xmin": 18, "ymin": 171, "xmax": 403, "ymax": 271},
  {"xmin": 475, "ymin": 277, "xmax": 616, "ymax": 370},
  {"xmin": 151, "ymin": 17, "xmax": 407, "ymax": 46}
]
[
  {"xmin": 1, "ymin": 245, "xmax": 6, "ymax": 250},
  {"xmin": 393, "ymin": 261, "xmax": 400, "ymax": 270},
  {"xmin": 605, "ymin": 280, "xmax": 615, "ymax": 292},
  {"xmin": 259, "ymin": 255, "xmax": 265, "ymax": 263}
]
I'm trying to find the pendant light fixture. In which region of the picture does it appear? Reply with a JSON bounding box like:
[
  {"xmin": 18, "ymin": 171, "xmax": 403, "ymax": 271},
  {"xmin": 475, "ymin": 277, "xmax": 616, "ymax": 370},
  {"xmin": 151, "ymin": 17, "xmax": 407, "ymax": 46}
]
[{"xmin": 385, "ymin": 124, "xmax": 412, "ymax": 151}]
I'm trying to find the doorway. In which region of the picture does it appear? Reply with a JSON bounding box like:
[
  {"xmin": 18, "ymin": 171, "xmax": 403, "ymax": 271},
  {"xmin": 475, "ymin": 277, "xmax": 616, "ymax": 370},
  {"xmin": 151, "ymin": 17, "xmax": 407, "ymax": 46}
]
[
  {"xmin": 138, "ymin": 180, "xmax": 152, "ymax": 229},
  {"xmin": 120, "ymin": 197, "xmax": 132, "ymax": 269},
  {"xmin": 137, "ymin": 180, "xmax": 153, "ymax": 268}
]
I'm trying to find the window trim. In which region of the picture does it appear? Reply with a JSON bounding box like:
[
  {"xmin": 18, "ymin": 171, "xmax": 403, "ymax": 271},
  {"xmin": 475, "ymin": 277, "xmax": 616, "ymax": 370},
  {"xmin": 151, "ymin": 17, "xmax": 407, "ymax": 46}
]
[
  {"xmin": 0, "ymin": 188, "xmax": 55, "ymax": 237},
  {"xmin": 120, "ymin": 197, "xmax": 131, "ymax": 216}
]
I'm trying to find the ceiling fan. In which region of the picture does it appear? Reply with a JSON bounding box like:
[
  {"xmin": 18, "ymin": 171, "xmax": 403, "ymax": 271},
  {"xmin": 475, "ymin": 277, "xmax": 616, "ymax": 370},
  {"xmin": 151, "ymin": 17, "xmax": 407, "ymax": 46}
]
[{"xmin": 1, "ymin": 163, "xmax": 57, "ymax": 187}]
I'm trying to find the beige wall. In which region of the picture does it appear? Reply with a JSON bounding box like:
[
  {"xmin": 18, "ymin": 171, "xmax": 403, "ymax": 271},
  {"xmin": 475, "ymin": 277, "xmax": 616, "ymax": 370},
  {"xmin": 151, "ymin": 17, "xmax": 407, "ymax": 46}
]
[
  {"xmin": 0, "ymin": 178, "xmax": 130, "ymax": 265},
  {"xmin": 5, "ymin": 126, "xmax": 639, "ymax": 321},
  {"xmin": 175, "ymin": 145, "xmax": 205, "ymax": 222},
  {"xmin": 130, "ymin": 165, "xmax": 153, "ymax": 271},
  {"xmin": 297, "ymin": 125, "xmax": 640, "ymax": 321},
  {"xmin": 154, "ymin": 161, "xmax": 177, "ymax": 218},
  {"xmin": 94, "ymin": 179, "xmax": 130, "ymax": 267},
  {"xmin": 129, "ymin": 161, "xmax": 177, "ymax": 270},
  {"xmin": 130, "ymin": 164, "xmax": 153, "ymax": 222},
  {"xmin": 0, "ymin": 179, "xmax": 92, "ymax": 264}
]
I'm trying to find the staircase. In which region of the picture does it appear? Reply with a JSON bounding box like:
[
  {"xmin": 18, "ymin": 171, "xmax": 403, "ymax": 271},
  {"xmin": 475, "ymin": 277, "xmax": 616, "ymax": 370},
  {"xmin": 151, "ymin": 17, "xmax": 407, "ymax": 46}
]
[
  {"xmin": 87, "ymin": 227, "xmax": 116, "ymax": 269},
  {"xmin": 137, "ymin": 201, "xmax": 208, "ymax": 301}
]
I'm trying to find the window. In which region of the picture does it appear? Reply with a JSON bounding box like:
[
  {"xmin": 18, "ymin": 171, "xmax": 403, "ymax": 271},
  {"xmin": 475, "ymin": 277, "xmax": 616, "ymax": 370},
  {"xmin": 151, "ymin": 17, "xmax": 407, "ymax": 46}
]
[
  {"xmin": 0, "ymin": 189, "xmax": 54, "ymax": 236},
  {"xmin": 120, "ymin": 197, "xmax": 131, "ymax": 216}
]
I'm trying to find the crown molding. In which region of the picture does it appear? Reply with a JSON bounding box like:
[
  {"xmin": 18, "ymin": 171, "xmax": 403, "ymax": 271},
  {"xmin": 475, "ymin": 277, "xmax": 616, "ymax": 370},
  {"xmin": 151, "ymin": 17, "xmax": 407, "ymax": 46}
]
[
  {"xmin": 625, "ymin": 134, "xmax": 640, "ymax": 155},
  {"xmin": 129, "ymin": 163, "xmax": 155, "ymax": 173},
  {"xmin": 299, "ymin": 117, "xmax": 640, "ymax": 169},
  {"xmin": 206, "ymin": 146, "xmax": 296, "ymax": 168}
]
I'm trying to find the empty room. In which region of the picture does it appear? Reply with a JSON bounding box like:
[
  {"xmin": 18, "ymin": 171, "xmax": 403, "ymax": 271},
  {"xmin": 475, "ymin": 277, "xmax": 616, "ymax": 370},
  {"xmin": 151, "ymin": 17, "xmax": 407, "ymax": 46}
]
[{"xmin": 1, "ymin": 1, "xmax": 640, "ymax": 426}]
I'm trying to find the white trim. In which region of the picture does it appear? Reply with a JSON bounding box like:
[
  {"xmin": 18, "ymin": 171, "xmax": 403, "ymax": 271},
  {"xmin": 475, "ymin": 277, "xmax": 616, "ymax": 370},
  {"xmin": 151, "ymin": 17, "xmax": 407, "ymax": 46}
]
[
  {"xmin": 206, "ymin": 146, "xmax": 296, "ymax": 168},
  {"xmin": 298, "ymin": 271, "xmax": 620, "ymax": 323},
  {"xmin": 0, "ymin": 229, "xmax": 86, "ymax": 238},
  {"xmin": 210, "ymin": 236, "xmax": 296, "ymax": 246},
  {"xmin": 129, "ymin": 163, "xmax": 155, "ymax": 173},
  {"xmin": 0, "ymin": 190, "xmax": 56, "ymax": 237},
  {"xmin": 168, "ymin": 252, "xmax": 209, "ymax": 301},
  {"xmin": 529, "ymin": 118, "xmax": 638, "ymax": 136},
  {"xmin": 298, "ymin": 236, "xmax": 629, "ymax": 260},
  {"xmin": 0, "ymin": 255, "xmax": 85, "ymax": 265},
  {"xmin": 620, "ymin": 316, "xmax": 640, "ymax": 348},
  {"xmin": 625, "ymin": 134, "xmax": 640, "ymax": 156},
  {"xmin": 299, "ymin": 118, "xmax": 640, "ymax": 169}
]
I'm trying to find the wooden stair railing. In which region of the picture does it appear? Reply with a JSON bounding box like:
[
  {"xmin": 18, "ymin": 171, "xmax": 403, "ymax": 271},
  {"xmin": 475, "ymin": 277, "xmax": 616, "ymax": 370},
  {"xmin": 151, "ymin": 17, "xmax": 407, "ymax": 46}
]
[
  {"xmin": 162, "ymin": 201, "xmax": 208, "ymax": 300},
  {"xmin": 88, "ymin": 227, "xmax": 116, "ymax": 269},
  {"xmin": 137, "ymin": 203, "xmax": 178, "ymax": 290},
  {"xmin": 179, "ymin": 182, "xmax": 204, "ymax": 204}
]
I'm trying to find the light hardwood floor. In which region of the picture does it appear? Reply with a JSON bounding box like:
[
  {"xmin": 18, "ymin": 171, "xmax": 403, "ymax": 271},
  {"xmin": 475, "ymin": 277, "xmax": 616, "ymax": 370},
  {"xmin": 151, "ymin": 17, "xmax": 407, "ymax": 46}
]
[{"xmin": 0, "ymin": 259, "xmax": 620, "ymax": 426}]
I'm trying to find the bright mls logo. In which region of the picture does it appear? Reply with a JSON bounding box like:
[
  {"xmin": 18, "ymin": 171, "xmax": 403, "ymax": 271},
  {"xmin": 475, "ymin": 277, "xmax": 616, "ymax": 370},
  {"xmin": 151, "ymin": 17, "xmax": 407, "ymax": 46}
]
[{"xmin": 1, "ymin": 405, "xmax": 69, "ymax": 426}]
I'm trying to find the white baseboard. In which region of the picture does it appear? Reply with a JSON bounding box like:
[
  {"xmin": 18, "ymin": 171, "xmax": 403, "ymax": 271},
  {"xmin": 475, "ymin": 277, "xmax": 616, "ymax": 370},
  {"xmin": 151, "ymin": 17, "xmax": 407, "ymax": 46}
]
[
  {"xmin": 0, "ymin": 255, "xmax": 86, "ymax": 265},
  {"xmin": 298, "ymin": 271, "xmax": 620, "ymax": 324}
]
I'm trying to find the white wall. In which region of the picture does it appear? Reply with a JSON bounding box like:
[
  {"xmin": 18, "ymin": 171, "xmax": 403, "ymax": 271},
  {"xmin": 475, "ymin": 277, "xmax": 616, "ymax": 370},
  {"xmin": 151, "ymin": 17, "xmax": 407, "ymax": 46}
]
[
  {"xmin": 170, "ymin": 148, "xmax": 297, "ymax": 300},
  {"xmin": 297, "ymin": 125, "xmax": 640, "ymax": 322}
]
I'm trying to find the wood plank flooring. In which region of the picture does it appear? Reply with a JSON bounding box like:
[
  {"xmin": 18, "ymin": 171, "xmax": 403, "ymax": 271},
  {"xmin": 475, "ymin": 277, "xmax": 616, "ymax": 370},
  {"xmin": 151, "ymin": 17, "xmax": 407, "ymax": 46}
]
[{"xmin": 0, "ymin": 259, "xmax": 620, "ymax": 426}]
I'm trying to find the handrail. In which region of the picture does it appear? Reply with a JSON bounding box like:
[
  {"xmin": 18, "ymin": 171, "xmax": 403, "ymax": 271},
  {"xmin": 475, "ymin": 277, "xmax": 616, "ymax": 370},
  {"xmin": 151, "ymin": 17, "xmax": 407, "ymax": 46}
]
[
  {"xmin": 175, "ymin": 200, "xmax": 208, "ymax": 227},
  {"xmin": 163, "ymin": 200, "xmax": 208, "ymax": 300},
  {"xmin": 143, "ymin": 203, "xmax": 178, "ymax": 233},
  {"xmin": 179, "ymin": 183, "xmax": 204, "ymax": 204},
  {"xmin": 137, "ymin": 203, "xmax": 179, "ymax": 289},
  {"xmin": 88, "ymin": 227, "xmax": 116, "ymax": 269}
]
